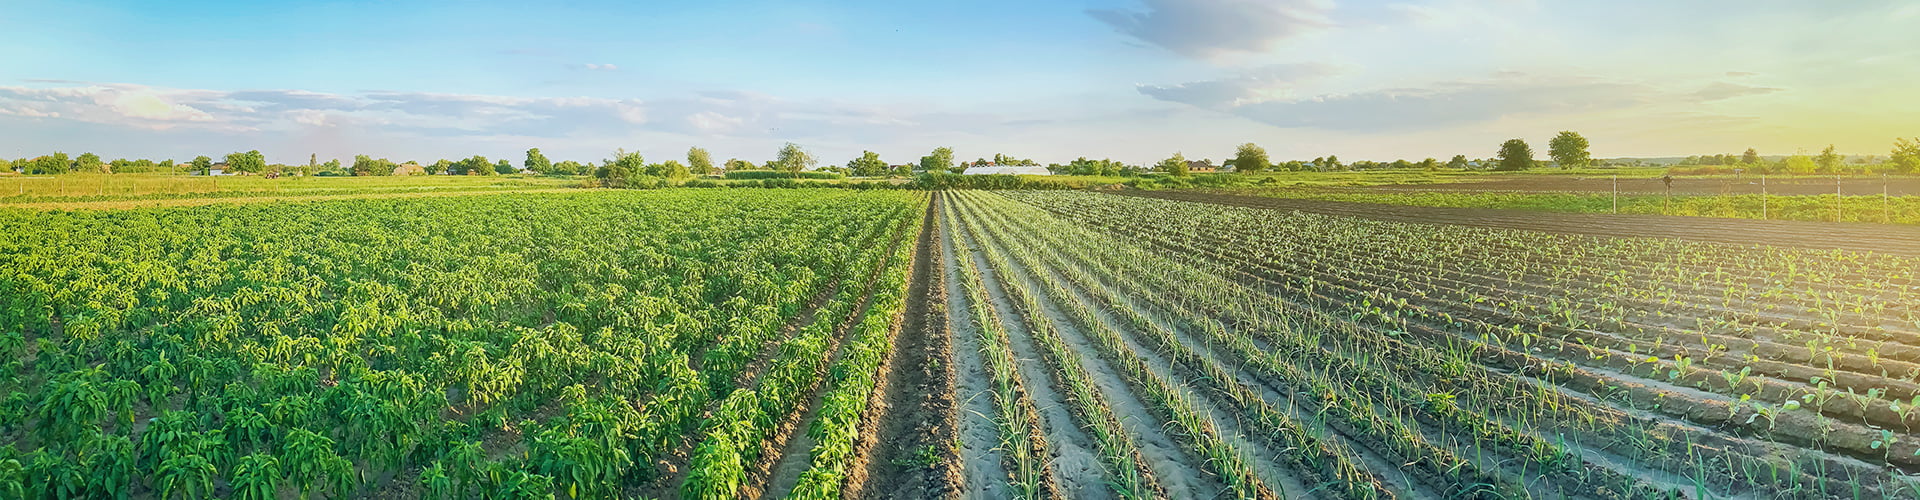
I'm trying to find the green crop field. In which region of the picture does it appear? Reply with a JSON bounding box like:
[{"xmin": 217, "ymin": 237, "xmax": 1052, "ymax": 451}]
[{"xmin": 5, "ymin": 184, "xmax": 1920, "ymax": 499}]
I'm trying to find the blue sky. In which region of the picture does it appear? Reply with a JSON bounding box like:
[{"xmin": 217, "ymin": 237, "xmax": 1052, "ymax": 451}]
[{"xmin": 3, "ymin": 0, "xmax": 1917, "ymax": 166}]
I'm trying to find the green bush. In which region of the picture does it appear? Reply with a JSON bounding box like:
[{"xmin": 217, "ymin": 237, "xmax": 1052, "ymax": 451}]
[{"xmin": 724, "ymin": 170, "xmax": 844, "ymax": 180}]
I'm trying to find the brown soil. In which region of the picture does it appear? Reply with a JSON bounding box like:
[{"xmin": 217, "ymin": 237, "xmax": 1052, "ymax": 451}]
[
  {"xmin": 849, "ymin": 192, "xmax": 961, "ymax": 499},
  {"xmin": 1127, "ymin": 190, "xmax": 1920, "ymax": 256}
]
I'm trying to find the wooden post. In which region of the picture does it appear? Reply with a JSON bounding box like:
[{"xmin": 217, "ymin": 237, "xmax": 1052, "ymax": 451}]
[
  {"xmin": 1836, "ymin": 174, "xmax": 1843, "ymax": 222},
  {"xmin": 1761, "ymin": 175, "xmax": 1768, "ymax": 219},
  {"xmin": 1886, "ymin": 173, "xmax": 1892, "ymax": 223},
  {"xmin": 1612, "ymin": 175, "xmax": 1618, "ymax": 214}
]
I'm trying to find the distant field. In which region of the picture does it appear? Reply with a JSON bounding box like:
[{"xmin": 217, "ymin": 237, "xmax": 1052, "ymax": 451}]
[
  {"xmin": 0, "ymin": 172, "xmax": 582, "ymax": 205},
  {"xmin": 1178, "ymin": 170, "xmax": 1920, "ymax": 224}
]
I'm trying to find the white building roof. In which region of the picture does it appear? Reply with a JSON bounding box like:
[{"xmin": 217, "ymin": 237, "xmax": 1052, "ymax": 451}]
[{"xmin": 963, "ymin": 165, "xmax": 1050, "ymax": 175}]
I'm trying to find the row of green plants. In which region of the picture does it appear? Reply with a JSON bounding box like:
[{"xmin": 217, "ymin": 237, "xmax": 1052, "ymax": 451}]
[
  {"xmin": 1008, "ymin": 190, "xmax": 1920, "ymax": 497},
  {"xmin": 0, "ymin": 189, "xmax": 923, "ymax": 498},
  {"xmin": 944, "ymin": 205, "xmax": 1055, "ymax": 499},
  {"xmin": 1209, "ymin": 188, "xmax": 1920, "ymax": 224}
]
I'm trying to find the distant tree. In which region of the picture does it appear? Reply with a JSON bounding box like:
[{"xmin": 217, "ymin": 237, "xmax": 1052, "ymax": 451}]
[
  {"xmin": 524, "ymin": 148, "xmax": 552, "ymax": 174},
  {"xmin": 919, "ymin": 147, "xmax": 955, "ymax": 173},
  {"xmin": 687, "ymin": 147, "xmax": 714, "ymax": 176},
  {"xmin": 1419, "ymin": 158, "xmax": 1440, "ymax": 171},
  {"xmin": 1816, "ymin": 145, "xmax": 1842, "ymax": 173},
  {"xmin": 1227, "ymin": 143, "xmax": 1271, "ymax": 173},
  {"xmin": 352, "ymin": 155, "xmax": 399, "ymax": 176},
  {"xmin": 456, "ymin": 155, "xmax": 494, "ymax": 176},
  {"xmin": 724, "ymin": 158, "xmax": 756, "ymax": 172},
  {"xmin": 158, "ymin": 159, "xmax": 175, "ymax": 174},
  {"xmin": 549, "ymin": 160, "xmax": 584, "ymax": 175},
  {"xmin": 597, "ymin": 149, "xmax": 643, "ymax": 187},
  {"xmin": 76, "ymin": 152, "xmax": 105, "ymax": 173},
  {"xmin": 1784, "ymin": 154, "xmax": 1817, "ymax": 174},
  {"xmin": 1156, "ymin": 152, "xmax": 1190, "ymax": 176},
  {"xmin": 1741, "ymin": 148, "xmax": 1761, "ymax": 165},
  {"xmin": 1495, "ymin": 139, "xmax": 1534, "ymax": 171},
  {"xmin": 0, "ymin": 157, "xmax": 10, "ymax": 173},
  {"xmin": 495, "ymin": 159, "xmax": 514, "ymax": 174},
  {"xmin": 774, "ymin": 142, "xmax": 816, "ymax": 177},
  {"xmin": 1547, "ymin": 131, "xmax": 1591, "ymax": 169},
  {"xmin": 847, "ymin": 151, "xmax": 889, "ymax": 177},
  {"xmin": 428, "ymin": 159, "xmax": 452, "ymax": 175},
  {"xmin": 649, "ymin": 160, "xmax": 691, "ymax": 180},
  {"xmin": 31, "ymin": 153, "xmax": 71, "ymax": 174},
  {"xmin": 1322, "ymin": 155, "xmax": 1344, "ymax": 171},
  {"xmin": 1892, "ymin": 138, "xmax": 1920, "ymax": 173},
  {"xmin": 225, "ymin": 151, "xmax": 267, "ymax": 175},
  {"xmin": 1389, "ymin": 159, "xmax": 1414, "ymax": 170},
  {"xmin": 190, "ymin": 155, "xmax": 213, "ymax": 175}
]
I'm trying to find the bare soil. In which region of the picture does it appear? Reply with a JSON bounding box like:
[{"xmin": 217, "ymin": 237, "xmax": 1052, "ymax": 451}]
[
  {"xmin": 850, "ymin": 193, "xmax": 961, "ymax": 499},
  {"xmin": 1371, "ymin": 175, "xmax": 1920, "ymax": 196}
]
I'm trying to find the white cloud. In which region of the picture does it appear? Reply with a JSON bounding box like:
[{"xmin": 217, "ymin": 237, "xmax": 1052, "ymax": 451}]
[
  {"xmin": 583, "ymin": 63, "xmax": 619, "ymax": 71},
  {"xmin": 1089, "ymin": 0, "xmax": 1330, "ymax": 59}
]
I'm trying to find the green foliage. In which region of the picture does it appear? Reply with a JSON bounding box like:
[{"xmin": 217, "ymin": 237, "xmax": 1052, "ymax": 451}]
[
  {"xmin": 724, "ymin": 170, "xmax": 844, "ymax": 180},
  {"xmin": 773, "ymin": 142, "xmax": 817, "ymax": 177},
  {"xmin": 919, "ymin": 146, "xmax": 955, "ymax": 173},
  {"xmin": 224, "ymin": 150, "xmax": 267, "ymax": 175},
  {"xmin": 1155, "ymin": 152, "xmax": 1190, "ymax": 176},
  {"xmin": 847, "ymin": 150, "xmax": 890, "ymax": 177},
  {"xmin": 523, "ymin": 148, "xmax": 553, "ymax": 174},
  {"xmin": 687, "ymin": 147, "xmax": 714, "ymax": 175},
  {"xmin": 1227, "ymin": 143, "xmax": 1271, "ymax": 173},
  {"xmin": 1893, "ymin": 137, "xmax": 1920, "ymax": 173},
  {"xmin": 1496, "ymin": 139, "xmax": 1534, "ymax": 171},
  {"xmin": 1548, "ymin": 131, "xmax": 1591, "ymax": 169}
]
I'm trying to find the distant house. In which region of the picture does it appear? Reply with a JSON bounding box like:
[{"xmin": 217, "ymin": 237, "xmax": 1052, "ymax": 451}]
[
  {"xmin": 1187, "ymin": 160, "xmax": 1217, "ymax": 173},
  {"xmin": 202, "ymin": 162, "xmax": 231, "ymax": 176},
  {"xmin": 393, "ymin": 162, "xmax": 427, "ymax": 176}
]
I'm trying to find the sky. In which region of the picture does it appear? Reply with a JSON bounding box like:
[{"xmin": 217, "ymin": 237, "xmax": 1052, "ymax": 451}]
[{"xmin": 2, "ymin": 0, "xmax": 1917, "ymax": 166}]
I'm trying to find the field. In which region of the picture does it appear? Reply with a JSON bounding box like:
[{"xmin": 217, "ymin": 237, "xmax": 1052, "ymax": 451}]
[
  {"xmin": 1200, "ymin": 172, "xmax": 1920, "ymax": 224},
  {"xmin": 0, "ymin": 172, "xmax": 579, "ymax": 205},
  {"xmin": 5, "ymin": 186, "xmax": 1920, "ymax": 499}
]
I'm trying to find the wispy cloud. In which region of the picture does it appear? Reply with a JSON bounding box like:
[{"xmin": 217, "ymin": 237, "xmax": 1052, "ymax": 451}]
[
  {"xmin": 1140, "ymin": 72, "xmax": 1704, "ymax": 131},
  {"xmin": 582, "ymin": 63, "xmax": 619, "ymax": 71},
  {"xmin": 1089, "ymin": 0, "xmax": 1330, "ymax": 59},
  {"xmin": 1691, "ymin": 82, "xmax": 1781, "ymax": 102}
]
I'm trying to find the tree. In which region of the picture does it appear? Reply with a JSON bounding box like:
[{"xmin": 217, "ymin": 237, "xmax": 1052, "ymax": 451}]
[
  {"xmin": 1419, "ymin": 158, "xmax": 1440, "ymax": 171},
  {"xmin": 918, "ymin": 147, "xmax": 955, "ymax": 173},
  {"xmin": 1227, "ymin": 143, "xmax": 1271, "ymax": 173},
  {"xmin": 455, "ymin": 156, "xmax": 494, "ymax": 176},
  {"xmin": 225, "ymin": 150, "xmax": 267, "ymax": 175},
  {"xmin": 847, "ymin": 151, "xmax": 888, "ymax": 177},
  {"xmin": 1547, "ymin": 131, "xmax": 1590, "ymax": 169},
  {"xmin": 773, "ymin": 142, "xmax": 815, "ymax": 177},
  {"xmin": 1784, "ymin": 154, "xmax": 1816, "ymax": 174},
  {"xmin": 724, "ymin": 159, "xmax": 756, "ymax": 172},
  {"xmin": 524, "ymin": 148, "xmax": 552, "ymax": 174},
  {"xmin": 687, "ymin": 147, "xmax": 714, "ymax": 176},
  {"xmin": 1156, "ymin": 152, "xmax": 1190, "ymax": 176},
  {"xmin": 191, "ymin": 156, "xmax": 213, "ymax": 175},
  {"xmin": 430, "ymin": 159, "xmax": 453, "ymax": 175},
  {"xmin": 76, "ymin": 153, "xmax": 105, "ymax": 173},
  {"xmin": 1816, "ymin": 145, "xmax": 1842, "ymax": 173},
  {"xmin": 322, "ymin": 159, "xmax": 342, "ymax": 174},
  {"xmin": 351, "ymin": 155, "xmax": 381, "ymax": 176},
  {"xmin": 1495, "ymin": 139, "xmax": 1534, "ymax": 171},
  {"xmin": 1893, "ymin": 138, "xmax": 1920, "ymax": 173},
  {"xmin": 597, "ymin": 149, "xmax": 643, "ymax": 187},
  {"xmin": 1741, "ymin": 148, "xmax": 1761, "ymax": 165}
]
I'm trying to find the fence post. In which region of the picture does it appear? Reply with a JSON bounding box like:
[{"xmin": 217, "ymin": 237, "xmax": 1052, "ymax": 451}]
[
  {"xmin": 1612, "ymin": 175, "xmax": 1618, "ymax": 214},
  {"xmin": 1886, "ymin": 173, "xmax": 1892, "ymax": 223},
  {"xmin": 1761, "ymin": 175, "xmax": 1768, "ymax": 219},
  {"xmin": 1836, "ymin": 174, "xmax": 1843, "ymax": 222}
]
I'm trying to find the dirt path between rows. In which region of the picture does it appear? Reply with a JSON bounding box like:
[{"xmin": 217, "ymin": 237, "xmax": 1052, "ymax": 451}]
[
  {"xmin": 1128, "ymin": 190, "xmax": 1920, "ymax": 255},
  {"xmin": 938, "ymin": 204, "xmax": 1014, "ymax": 499},
  {"xmin": 849, "ymin": 193, "xmax": 960, "ymax": 499}
]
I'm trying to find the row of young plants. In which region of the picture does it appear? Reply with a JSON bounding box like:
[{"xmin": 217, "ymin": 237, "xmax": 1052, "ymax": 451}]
[
  {"xmin": 680, "ymin": 193, "xmax": 921, "ymax": 499},
  {"xmin": 1000, "ymin": 190, "xmax": 1918, "ymax": 498},
  {"xmin": 0, "ymin": 189, "xmax": 923, "ymax": 498},
  {"xmin": 946, "ymin": 194, "xmax": 1169, "ymax": 499},
  {"xmin": 1046, "ymin": 194, "xmax": 1920, "ymax": 470},
  {"xmin": 943, "ymin": 203, "xmax": 1056, "ymax": 499},
  {"xmin": 960, "ymin": 192, "xmax": 1563, "ymax": 498}
]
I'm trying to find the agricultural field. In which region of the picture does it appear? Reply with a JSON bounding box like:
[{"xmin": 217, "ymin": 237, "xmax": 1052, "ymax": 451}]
[
  {"xmin": 5, "ymin": 185, "xmax": 1920, "ymax": 499},
  {"xmin": 1198, "ymin": 173, "xmax": 1920, "ymax": 224},
  {"xmin": 0, "ymin": 189, "xmax": 928, "ymax": 499},
  {"xmin": 0, "ymin": 172, "xmax": 581, "ymax": 207},
  {"xmin": 926, "ymin": 190, "xmax": 1920, "ymax": 499}
]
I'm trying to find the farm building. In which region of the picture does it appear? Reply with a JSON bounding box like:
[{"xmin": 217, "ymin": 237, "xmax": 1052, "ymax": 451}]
[{"xmin": 1186, "ymin": 159, "xmax": 1218, "ymax": 173}]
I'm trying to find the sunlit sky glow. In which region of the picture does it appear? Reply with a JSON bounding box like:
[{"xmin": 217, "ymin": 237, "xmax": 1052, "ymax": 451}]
[{"xmin": 3, "ymin": 0, "xmax": 1917, "ymax": 166}]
